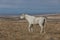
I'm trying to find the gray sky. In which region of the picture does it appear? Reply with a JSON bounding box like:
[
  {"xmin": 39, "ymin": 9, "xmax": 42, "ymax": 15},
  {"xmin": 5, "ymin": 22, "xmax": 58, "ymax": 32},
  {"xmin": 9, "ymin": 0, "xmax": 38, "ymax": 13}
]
[{"xmin": 0, "ymin": 0, "xmax": 60, "ymax": 14}]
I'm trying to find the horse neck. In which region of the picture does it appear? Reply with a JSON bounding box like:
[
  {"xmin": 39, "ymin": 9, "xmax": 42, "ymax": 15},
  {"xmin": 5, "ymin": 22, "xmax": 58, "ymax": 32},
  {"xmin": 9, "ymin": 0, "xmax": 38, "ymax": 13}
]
[
  {"xmin": 25, "ymin": 14, "xmax": 30, "ymax": 18},
  {"xmin": 24, "ymin": 14, "xmax": 32, "ymax": 20}
]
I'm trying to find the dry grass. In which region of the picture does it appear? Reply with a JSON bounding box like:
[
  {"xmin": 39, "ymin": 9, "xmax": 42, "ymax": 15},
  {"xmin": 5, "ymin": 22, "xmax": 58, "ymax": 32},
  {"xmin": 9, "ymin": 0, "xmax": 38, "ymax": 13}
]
[{"xmin": 0, "ymin": 16, "xmax": 60, "ymax": 40}]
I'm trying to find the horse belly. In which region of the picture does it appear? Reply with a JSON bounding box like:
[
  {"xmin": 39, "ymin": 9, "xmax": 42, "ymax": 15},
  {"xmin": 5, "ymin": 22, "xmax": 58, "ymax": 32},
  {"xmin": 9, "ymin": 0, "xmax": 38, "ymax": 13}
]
[{"xmin": 33, "ymin": 19, "xmax": 39, "ymax": 24}]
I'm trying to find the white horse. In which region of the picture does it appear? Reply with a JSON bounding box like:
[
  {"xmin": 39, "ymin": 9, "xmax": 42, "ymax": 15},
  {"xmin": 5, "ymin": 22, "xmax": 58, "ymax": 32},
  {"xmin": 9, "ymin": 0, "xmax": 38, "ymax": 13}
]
[{"xmin": 20, "ymin": 14, "xmax": 47, "ymax": 33}]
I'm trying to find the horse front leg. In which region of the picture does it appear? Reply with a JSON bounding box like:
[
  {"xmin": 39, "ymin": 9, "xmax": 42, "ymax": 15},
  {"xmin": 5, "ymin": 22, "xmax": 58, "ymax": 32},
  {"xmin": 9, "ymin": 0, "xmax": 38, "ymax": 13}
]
[
  {"xmin": 30, "ymin": 24, "xmax": 33, "ymax": 32},
  {"xmin": 28, "ymin": 24, "xmax": 31, "ymax": 32},
  {"xmin": 28, "ymin": 24, "xmax": 33, "ymax": 32}
]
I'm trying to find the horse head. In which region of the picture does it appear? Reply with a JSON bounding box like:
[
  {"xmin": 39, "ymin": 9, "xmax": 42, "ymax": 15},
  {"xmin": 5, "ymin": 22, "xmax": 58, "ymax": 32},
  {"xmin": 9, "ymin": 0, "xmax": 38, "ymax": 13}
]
[{"xmin": 20, "ymin": 13, "xmax": 25, "ymax": 19}]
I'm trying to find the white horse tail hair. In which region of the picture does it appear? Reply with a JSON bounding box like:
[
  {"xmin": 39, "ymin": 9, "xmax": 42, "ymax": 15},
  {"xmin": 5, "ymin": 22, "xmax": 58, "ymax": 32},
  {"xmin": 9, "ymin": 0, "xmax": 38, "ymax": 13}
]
[
  {"xmin": 42, "ymin": 16, "xmax": 47, "ymax": 33},
  {"xmin": 44, "ymin": 16, "xmax": 47, "ymax": 32}
]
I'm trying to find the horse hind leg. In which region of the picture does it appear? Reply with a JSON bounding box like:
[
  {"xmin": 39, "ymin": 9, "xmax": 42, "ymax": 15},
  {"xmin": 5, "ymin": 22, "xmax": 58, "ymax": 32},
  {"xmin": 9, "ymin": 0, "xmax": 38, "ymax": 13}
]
[
  {"xmin": 39, "ymin": 21, "xmax": 45, "ymax": 34},
  {"xmin": 39, "ymin": 24, "xmax": 43, "ymax": 34}
]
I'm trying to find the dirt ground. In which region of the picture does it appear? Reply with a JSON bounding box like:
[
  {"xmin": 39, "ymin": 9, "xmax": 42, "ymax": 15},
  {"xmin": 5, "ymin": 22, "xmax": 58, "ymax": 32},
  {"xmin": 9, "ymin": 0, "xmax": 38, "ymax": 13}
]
[{"xmin": 0, "ymin": 16, "xmax": 60, "ymax": 40}]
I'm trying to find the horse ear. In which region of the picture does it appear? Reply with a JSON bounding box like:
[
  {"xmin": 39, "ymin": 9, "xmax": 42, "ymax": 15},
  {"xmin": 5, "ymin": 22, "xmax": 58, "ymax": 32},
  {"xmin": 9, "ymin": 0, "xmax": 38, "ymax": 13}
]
[{"xmin": 22, "ymin": 13, "xmax": 25, "ymax": 15}]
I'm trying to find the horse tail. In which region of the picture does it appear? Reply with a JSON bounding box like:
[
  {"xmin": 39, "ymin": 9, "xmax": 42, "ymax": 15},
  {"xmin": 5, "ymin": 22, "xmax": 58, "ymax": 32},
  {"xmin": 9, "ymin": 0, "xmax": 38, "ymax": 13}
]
[
  {"xmin": 42, "ymin": 16, "xmax": 47, "ymax": 27},
  {"xmin": 42, "ymin": 16, "xmax": 47, "ymax": 33},
  {"xmin": 44, "ymin": 16, "xmax": 47, "ymax": 33}
]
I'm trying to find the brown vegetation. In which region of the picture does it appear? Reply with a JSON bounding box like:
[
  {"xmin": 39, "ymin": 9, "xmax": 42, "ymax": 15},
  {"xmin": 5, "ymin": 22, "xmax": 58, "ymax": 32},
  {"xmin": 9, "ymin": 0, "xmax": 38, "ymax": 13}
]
[{"xmin": 0, "ymin": 15, "xmax": 60, "ymax": 40}]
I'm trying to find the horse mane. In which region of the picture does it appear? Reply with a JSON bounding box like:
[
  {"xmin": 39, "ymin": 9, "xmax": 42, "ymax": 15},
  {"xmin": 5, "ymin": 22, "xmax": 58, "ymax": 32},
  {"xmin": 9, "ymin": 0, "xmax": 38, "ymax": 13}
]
[{"xmin": 22, "ymin": 13, "xmax": 28, "ymax": 15}]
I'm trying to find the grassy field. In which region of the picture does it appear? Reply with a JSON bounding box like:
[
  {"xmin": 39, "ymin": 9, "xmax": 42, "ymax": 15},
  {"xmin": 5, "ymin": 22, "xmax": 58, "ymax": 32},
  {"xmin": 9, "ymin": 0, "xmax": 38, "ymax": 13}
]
[{"xmin": 0, "ymin": 15, "xmax": 60, "ymax": 40}]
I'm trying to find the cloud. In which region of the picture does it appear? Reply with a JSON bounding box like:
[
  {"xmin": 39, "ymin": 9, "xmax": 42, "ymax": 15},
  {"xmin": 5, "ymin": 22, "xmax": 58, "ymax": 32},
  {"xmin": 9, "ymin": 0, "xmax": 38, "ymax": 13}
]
[
  {"xmin": 0, "ymin": 0, "xmax": 59, "ymax": 9},
  {"xmin": 0, "ymin": 0, "xmax": 26, "ymax": 8}
]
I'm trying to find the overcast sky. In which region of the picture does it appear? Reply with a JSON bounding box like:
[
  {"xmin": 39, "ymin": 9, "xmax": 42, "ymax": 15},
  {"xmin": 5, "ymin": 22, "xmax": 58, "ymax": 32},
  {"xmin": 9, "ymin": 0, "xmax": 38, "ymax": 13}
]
[{"xmin": 0, "ymin": 0, "xmax": 60, "ymax": 14}]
